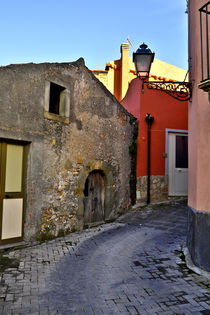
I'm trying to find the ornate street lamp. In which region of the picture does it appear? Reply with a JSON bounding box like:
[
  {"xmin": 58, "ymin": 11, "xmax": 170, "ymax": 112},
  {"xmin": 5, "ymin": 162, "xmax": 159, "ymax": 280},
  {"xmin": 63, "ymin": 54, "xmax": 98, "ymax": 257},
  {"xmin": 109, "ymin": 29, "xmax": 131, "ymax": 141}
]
[
  {"xmin": 133, "ymin": 43, "xmax": 155, "ymax": 93},
  {"xmin": 133, "ymin": 43, "xmax": 191, "ymax": 101}
]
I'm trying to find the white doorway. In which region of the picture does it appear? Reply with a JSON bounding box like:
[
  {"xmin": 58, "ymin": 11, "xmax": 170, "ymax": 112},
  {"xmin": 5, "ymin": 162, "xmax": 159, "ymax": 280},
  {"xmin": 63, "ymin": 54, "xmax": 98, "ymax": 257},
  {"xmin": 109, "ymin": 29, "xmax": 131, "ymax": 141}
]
[{"xmin": 168, "ymin": 132, "xmax": 188, "ymax": 196}]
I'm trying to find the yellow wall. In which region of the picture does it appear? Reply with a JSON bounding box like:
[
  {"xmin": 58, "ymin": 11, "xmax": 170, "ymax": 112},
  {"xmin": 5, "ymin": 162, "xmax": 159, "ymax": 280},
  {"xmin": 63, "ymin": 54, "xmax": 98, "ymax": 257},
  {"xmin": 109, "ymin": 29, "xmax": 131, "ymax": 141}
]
[
  {"xmin": 92, "ymin": 43, "xmax": 188, "ymax": 102},
  {"xmin": 150, "ymin": 59, "xmax": 187, "ymax": 82},
  {"xmin": 92, "ymin": 71, "xmax": 108, "ymax": 88}
]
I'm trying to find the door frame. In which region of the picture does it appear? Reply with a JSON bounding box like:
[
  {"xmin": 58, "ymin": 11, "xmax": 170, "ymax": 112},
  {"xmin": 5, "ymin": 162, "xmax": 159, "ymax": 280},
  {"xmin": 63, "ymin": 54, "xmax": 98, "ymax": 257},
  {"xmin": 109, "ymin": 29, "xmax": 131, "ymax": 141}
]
[
  {"xmin": 165, "ymin": 129, "xmax": 188, "ymax": 196},
  {"xmin": 0, "ymin": 139, "xmax": 29, "ymax": 245}
]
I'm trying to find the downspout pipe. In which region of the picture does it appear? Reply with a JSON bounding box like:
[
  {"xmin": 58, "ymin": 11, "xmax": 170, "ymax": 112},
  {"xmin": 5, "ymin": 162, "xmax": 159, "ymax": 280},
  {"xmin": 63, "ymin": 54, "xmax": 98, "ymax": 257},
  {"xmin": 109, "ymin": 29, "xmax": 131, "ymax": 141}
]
[{"xmin": 145, "ymin": 113, "xmax": 154, "ymax": 204}]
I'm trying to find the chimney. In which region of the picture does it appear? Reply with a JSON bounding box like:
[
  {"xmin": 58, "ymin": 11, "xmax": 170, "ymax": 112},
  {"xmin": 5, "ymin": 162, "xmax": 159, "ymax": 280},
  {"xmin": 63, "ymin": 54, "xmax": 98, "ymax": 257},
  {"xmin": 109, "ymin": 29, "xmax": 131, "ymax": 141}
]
[{"xmin": 120, "ymin": 43, "xmax": 129, "ymax": 100}]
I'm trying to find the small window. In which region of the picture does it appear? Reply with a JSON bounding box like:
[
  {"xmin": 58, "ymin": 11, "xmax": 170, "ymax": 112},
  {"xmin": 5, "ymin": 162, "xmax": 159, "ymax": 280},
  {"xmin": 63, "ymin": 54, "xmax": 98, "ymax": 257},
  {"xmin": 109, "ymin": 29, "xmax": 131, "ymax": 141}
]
[
  {"xmin": 44, "ymin": 81, "xmax": 70, "ymax": 124},
  {"xmin": 49, "ymin": 82, "xmax": 65, "ymax": 115},
  {"xmin": 176, "ymin": 135, "xmax": 188, "ymax": 168}
]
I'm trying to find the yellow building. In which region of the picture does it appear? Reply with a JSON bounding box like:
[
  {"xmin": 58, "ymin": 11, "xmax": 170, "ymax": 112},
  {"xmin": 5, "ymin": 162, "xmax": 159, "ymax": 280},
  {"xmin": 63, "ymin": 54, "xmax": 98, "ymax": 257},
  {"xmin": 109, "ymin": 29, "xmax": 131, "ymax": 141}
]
[{"xmin": 93, "ymin": 43, "xmax": 187, "ymax": 102}]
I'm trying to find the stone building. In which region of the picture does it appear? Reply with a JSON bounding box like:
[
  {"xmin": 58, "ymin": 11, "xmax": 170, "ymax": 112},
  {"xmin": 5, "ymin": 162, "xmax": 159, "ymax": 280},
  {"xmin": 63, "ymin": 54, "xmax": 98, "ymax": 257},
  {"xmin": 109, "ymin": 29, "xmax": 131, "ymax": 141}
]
[
  {"xmin": 121, "ymin": 78, "xmax": 188, "ymax": 203},
  {"xmin": 0, "ymin": 58, "xmax": 137, "ymax": 246}
]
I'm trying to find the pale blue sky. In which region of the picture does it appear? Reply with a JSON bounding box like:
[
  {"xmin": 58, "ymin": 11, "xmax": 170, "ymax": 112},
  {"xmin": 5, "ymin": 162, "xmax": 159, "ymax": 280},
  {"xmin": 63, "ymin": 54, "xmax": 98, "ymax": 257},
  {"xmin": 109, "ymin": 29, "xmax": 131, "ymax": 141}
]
[{"xmin": 0, "ymin": 1, "xmax": 188, "ymax": 70}]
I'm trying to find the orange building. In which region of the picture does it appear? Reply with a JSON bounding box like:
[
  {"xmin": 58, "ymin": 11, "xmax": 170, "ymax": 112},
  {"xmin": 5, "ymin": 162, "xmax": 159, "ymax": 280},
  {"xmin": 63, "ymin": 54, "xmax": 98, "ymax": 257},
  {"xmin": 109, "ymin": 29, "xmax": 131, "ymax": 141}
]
[
  {"xmin": 122, "ymin": 77, "xmax": 188, "ymax": 203},
  {"xmin": 93, "ymin": 43, "xmax": 189, "ymax": 203}
]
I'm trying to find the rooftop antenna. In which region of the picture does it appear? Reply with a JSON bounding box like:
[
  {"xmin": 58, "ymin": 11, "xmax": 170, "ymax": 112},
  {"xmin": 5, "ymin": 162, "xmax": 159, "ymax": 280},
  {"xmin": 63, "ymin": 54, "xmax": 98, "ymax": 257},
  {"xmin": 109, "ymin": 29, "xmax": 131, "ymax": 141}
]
[
  {"xmin": 183, "ymin": 70, "xmax": 189, "ymax": 82},
  {"xmin": 127, "ymin": 37, "xmax": 135, "ymax": 51}
]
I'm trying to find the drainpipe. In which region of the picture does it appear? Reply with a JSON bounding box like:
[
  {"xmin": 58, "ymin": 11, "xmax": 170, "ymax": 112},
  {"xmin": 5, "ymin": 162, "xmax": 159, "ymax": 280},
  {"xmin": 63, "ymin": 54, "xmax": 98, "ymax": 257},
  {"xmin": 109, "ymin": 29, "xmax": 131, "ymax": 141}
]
[{"xmin": 145, "ymin": 113, "xmax": 154, "ymax": 204}]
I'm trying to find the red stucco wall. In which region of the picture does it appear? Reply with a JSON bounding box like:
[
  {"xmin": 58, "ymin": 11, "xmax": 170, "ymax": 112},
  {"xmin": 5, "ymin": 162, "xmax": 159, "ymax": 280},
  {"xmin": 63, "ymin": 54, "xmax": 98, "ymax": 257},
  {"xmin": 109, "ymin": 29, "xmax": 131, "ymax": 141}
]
[{"xmin": 121, "ymin": 78, "xmax": 188, "ymax": 178}]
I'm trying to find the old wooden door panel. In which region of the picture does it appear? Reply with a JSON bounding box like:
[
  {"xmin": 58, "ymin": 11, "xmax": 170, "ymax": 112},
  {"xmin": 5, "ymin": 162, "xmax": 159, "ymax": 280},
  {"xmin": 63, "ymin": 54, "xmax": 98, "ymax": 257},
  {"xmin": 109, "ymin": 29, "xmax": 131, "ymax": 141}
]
[{"xmin": 84, "ymin": 171, "xmax": 105, "ymax": 224}]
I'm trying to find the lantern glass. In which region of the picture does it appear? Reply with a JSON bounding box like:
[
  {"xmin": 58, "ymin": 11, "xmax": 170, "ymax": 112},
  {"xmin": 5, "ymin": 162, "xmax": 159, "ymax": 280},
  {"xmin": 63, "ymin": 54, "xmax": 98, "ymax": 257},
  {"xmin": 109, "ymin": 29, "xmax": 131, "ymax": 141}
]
[{"xmin": 133, "ymin": 43, "xmax": 155, "ymax": 79}]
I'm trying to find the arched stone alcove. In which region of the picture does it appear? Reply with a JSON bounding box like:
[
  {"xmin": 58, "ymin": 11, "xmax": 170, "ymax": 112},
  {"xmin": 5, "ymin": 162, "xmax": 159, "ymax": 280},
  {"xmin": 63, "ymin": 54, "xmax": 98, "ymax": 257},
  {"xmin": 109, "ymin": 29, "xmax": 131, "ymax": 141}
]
[{"xmin": 76, "ymin": 160, "xmax": 115, "ymax": 225}]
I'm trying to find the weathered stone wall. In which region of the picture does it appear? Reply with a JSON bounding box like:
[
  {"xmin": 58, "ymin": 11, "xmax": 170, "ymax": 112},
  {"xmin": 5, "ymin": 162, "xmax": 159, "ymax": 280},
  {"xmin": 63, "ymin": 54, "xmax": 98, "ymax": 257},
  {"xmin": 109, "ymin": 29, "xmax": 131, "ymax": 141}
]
[
  {"xmin": 0, "ymin": 63, "xmax": 46, "ymax": 240},
  {"xmin": 0, "ymin": 59, "xmax": 137, "ymax": 242},
  {"xmin": 136, "ymin": 176, "xmax": 168, "ymax": 203},
  {"xmin": 136, "ymin": 175, "xmax": 186, "ymax": 203}
]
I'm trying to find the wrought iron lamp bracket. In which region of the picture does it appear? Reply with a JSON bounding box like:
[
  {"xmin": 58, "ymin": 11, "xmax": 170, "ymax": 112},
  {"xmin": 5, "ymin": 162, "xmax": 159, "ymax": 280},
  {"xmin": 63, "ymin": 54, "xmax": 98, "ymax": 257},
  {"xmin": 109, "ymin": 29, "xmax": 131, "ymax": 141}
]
[{"xmin": 146, "ymin": 81, "xmax": 192, "ymax": 101}]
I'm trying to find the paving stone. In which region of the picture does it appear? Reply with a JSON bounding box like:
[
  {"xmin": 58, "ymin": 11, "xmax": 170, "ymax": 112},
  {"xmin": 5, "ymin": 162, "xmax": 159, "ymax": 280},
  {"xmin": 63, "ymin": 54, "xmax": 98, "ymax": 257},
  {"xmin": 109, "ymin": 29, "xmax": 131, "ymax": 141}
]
[{"xmin": 0, "ymin": 202, "xmax": 209, "ymax": 314}]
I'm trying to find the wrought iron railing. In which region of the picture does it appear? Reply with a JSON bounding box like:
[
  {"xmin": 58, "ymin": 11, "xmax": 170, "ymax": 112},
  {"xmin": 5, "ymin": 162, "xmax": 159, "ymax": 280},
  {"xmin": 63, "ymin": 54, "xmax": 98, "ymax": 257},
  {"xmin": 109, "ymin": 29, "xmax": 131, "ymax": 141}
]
[
  {"xmin": 199, "ymin": 1, "xmax": 210, "ymax": 81},
  {"xmin": 146, "ymin": 81, "xmax": 191, "ymax": 101}
]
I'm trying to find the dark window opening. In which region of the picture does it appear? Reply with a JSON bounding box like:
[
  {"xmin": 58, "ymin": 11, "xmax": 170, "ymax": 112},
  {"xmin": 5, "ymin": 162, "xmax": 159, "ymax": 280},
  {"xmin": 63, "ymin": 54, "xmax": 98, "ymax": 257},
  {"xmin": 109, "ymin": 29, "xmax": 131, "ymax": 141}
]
[
  {"xmin": 176, "ymin": 135, "xmax": 188, "ymax": 168},
  {"xmin": 83, "ymin": 170, "xmax": 105, "ymax": 197},
  {"xmin": 49, "ymin": 82, "xmax": 65, "ymax": 115},
  {"xmin": 84, "ymin": 177, "xmax": 89, "ymax": 197}
]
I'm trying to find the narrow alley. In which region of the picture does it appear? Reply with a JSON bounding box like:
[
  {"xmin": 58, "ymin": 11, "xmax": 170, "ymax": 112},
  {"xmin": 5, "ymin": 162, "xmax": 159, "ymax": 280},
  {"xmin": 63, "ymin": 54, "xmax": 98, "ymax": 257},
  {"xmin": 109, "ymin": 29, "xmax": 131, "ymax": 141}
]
[{"xmin": 0, "ymin": 201, "xmax": 210, "ymax": 314}]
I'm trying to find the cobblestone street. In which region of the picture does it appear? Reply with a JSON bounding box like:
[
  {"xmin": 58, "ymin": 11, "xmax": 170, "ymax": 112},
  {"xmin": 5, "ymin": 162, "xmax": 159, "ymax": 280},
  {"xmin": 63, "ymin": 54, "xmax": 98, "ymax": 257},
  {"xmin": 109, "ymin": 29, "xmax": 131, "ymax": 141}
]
[{"xmin": 0, "ymin": 201, "xmax": 210, "ymax": 314}]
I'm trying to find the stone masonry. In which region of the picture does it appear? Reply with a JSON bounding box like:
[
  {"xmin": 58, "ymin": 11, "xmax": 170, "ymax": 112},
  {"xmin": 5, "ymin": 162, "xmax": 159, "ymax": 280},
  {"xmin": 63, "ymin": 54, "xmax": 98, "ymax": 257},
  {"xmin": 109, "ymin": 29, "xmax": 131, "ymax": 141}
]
[
  {"xmin": 0, "ymin": 201, "xmax": 209, "ymax": 314},
  {"xmin": 137, "ymin": 175, "xmax": 168, "ymax": 203},
  {"xmin": 0, "ymin": 58, "xmax": 137, "ymax": 244}
]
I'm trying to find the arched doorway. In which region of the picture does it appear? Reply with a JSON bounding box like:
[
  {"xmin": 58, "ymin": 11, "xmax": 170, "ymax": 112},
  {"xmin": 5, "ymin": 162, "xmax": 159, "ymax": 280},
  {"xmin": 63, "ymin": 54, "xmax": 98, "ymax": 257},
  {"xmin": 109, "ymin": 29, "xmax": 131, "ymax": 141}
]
[{"xmin": 83, "ymin": 170, "xmax": 105, "ymax": 225}]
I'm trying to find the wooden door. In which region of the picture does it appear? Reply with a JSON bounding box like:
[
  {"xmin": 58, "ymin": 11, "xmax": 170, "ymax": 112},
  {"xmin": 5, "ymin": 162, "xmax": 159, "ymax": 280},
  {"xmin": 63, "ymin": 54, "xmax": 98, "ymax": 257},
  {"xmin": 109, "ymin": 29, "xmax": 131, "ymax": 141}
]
[
  {"xmin": 84, "ymin": 171, "xmax": 105, "ymax": 225},
  {"xmin": 0, "ymin": 142, "xmax": 27, "ymax": 244}
]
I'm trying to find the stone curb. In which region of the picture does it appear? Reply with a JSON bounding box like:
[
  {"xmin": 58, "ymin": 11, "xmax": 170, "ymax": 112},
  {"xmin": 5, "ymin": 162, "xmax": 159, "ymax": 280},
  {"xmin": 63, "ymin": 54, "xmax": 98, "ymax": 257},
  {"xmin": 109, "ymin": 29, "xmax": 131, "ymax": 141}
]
[
  {"xmin": 131, "ymin": 198, "xmax": 187, "ymax": 211},
  {"xmin": 183, "ymin": 243, "xmax": 210, "ymax": 279}
]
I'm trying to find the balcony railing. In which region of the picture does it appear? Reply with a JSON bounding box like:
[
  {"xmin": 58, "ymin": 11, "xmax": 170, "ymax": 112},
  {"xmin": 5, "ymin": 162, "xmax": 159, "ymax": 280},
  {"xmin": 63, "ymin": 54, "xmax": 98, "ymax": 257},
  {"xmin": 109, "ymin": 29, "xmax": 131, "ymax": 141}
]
[{"xmin": 199, "ymin": 1, "xmax": 210, "ymax": 82}]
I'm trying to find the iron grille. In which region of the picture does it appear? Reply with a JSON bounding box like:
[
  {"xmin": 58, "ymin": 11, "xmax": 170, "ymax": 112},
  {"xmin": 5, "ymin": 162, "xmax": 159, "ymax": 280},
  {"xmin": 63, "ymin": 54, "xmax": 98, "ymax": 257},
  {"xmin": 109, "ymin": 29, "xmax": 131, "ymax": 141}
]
[{"xmin": 199, "ymin": 1, "xmax": 210, "ymax": 81}]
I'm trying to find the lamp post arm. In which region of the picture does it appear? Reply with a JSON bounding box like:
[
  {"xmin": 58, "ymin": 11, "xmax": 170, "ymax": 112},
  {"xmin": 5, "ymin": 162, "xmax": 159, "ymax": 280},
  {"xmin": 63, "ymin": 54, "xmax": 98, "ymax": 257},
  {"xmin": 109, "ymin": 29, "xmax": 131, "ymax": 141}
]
[{"xmin": 146, "ymin": 81, "xmax": 192, "ymax": 101}]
